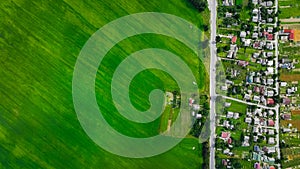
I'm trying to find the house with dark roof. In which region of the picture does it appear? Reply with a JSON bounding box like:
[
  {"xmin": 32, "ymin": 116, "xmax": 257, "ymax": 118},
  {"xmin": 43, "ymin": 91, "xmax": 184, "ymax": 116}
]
[{"xmin": 282, "ymin": 97, "xmax": 291, "ymax": 105}]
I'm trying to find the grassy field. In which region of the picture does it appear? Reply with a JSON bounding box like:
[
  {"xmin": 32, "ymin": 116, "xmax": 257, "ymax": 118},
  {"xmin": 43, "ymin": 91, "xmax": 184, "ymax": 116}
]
[
  {"xmin": 280, "ymin": 74, "xmax": 300, "ymax": 81},
  {"xmin": 0, "ymin": 0, "xmax": 209, "ymax": 168},
  {"xmin": 279, "ymin": 0, "xmax": 300, "ymax": 19}
]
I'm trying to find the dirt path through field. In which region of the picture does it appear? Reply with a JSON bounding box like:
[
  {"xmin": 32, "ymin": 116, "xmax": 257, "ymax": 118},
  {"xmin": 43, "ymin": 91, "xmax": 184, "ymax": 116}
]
[{"xmin": 281, "ymin": 18, "xmax": 300, "ymax": 23}]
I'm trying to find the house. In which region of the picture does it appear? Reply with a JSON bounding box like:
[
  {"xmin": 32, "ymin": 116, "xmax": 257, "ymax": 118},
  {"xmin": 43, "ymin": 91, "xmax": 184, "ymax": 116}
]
[
  {"xmin": 238, "ymin": 60, "xmax": 249, "ymax": 67},
  {"xmin": 254, "ymin": 86, "xmax": 260, "ymax": 93},
  {"xmin": 280, "ymin": 35, "xmax": 289, "ymax": 41},
  {"xmin": 225, "ymin": 12, "xmax": 233, "ymax": 18},
  {"xmin": 242, "ymin": 136, "xmax": 250, "ymax": 147},
  {"xmin": 267, "ymin": 78, "xmax": 274, "ymax": 85},
  {"xmin": 253, "ymin": 32, "xmax": 259, "ymax": 39},
  {"xmin": 196, "ymin": 113, "xmax": 202, "ymax": 119},
  {"xmin": 267, "ymin": 67, "xmax": 274, "ymax": 75},
  {"xmin": 253, "ymin": 41, "xmax": 265, "ymax": 49},
  {"xmin": 221, "ymin": 132, "xmax": 230, "ymax": 140},
  {"xmin": 234, "ymin": 113, "xmax": 239, "ymax": 119},
  {"xmin": 222, "ymin": 159, "xmax": 228, "ymax": 166},
  {"xmin": 253, "ymin": 8, "xmax": 259, "ymax": 15},
  {"xmin": 193, "ymin": 104, "xmax": 200, "ymax": 111},
  {"xmin": 254, "ymin": 96, "xmax": 260, "ymax": 102},
  {"xmin": 228, "ymin": 138, "xmax": 233, "ymax": 144},
  {"xmin": 254, "ymin": 109, "xmax": 262, "ymax": 116},
  {"xmin": 282, "ymin": 113, "xmax": 291, "ymax": 120},
  {"xmin": 221, "ymin": 85, "xmax": 228, "ymax": 91},
  {"xmin": 253, "ymin": 16, "xmax": 259, "ymax": 23},
  {"xmin": 254, "ymin": 136, "xmax": 258, "ymax": 142},
  {"xmin": 267, "ymin": 1, "xmax": 273, "ymax": 7},
  {"xmin": 284, "ymin": 29, "xmax": 295, "ymax": 41},
  {"xmin": 266, "ymin": 43, "xmax": 274, "ymax": 50},
  {"xmin": 189, "ymin": 98, "xmax": 194, "ymax": 106},
  {"xmin": 231, "ymin": 36, "xmax": 237, "ymax": 44},
  {"xmin": 268, "ymin": 137, "xmax": 275, "ymax": 144},
  {"xmin": 224, "ymin": 102, "xmax": 231, "ymax": 107},
  {"xmin": 267, "ymin": 34, "xmax": 274, "ymax": 40},
  {"xmin": 283, "ymin": 97, "xmax": 291, "ymax": 105},
  {"xmin": 223, "ymin": 148, "xmax": 230, "ymax": 155},
  {"xmin": 267, "ymin": 146, "xmax": 276, "ymax": 154},
  {"xmin": 267, "ymin": 18, "xmax": 273, "ymax": 23},
  {"xmin": 253, "ymin": 152, "xmax": 261, "ymax": 161},
  {"xmin": 265, "ymin": 52, "xmax": 273, "ymax": 58},
  {"xmin": 244, "ymin": 39, "xmax": 252, "ymax": 46},
  {"xmin": 282, "ymin": 128, "xmax": 291, "ymax": 133},
  {"xmin": 246, "ymin": 75, "xmax": 254, "ymax": 83},
  {"xmin": 245, "ymin": 117, "xmax": 252, "ymax": 124},
  {"xmin": 268, "ymin": 110, "xmax": 274, "ymax": 116},
  {"xmin": 227, "ymin": 44, "xmax": 238, "ymax": 58},
  {"xmin": 240, "ymin": 31, "xmax": 247, "ymax": 38},
  {"xmin": 253, "ymin": 126, "xmax": 259, "ymax": 134},
  {"xmin": 268, "ymin": 129, "xmax": 275, "ymax": 135},
  {"xmin": 281, "ymin": 82, "xmax": 288, "ymax": 87},
  {"xmin": 223, "ymin": 0, "xmax": 235, "ymax": 6},
  {"xmin": 244, "ymin": 94, "xmax": 251, "ymax": 100},
  {"xmin": 253, "ymin": 52, "xmax": 260, "ymax": 58},
  {"xmin": 266, "ymin": 90, "xmax": 274, "ymax": 97},
  {"xmin": 268, "ymin": 27, "xmax": 273, "ymax": 33},
  {"xmin": 254, "ymin": 145, "xmax": 260, "ymax": 152},
  {"xmin": 254, "ymin": 162, "xmax": 261, "ymax": 169},
  {"xmin": 254, "ymin": 77, "xmax": 261, "ymax": 83},
  {"xmin": 281, "ymin": 58, "xmax": 291, "ymax": 64},
  {"xmin": 267, "ymin": 9, "xmax": 274, "ymax": 15},
  {"xmin": 227, "ymin": 111, "xmax": 234, "ymax": 118},
  {"xmin": 268, "ymin": 119, "xmax": 275, "ymax": 127}
]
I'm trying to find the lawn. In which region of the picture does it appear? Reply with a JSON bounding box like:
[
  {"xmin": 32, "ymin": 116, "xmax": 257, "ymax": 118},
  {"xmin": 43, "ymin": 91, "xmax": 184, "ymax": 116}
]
[
  {"xmin": 235, "ymin": 0, "xmax": 243, "ymax": 5},
  {"xmin": 0, "ymin": 0, "xmax": 208, "ymax": 168},
  {"xmin": 225, "ymin": 99, "xmax": 248, "ymax": 114}
]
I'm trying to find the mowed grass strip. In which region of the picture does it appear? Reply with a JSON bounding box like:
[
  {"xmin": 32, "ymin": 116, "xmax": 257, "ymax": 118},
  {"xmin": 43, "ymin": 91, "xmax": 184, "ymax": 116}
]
[{"xmin": 0, "ymin": 0, "xmax": 208, "ymax": 168}]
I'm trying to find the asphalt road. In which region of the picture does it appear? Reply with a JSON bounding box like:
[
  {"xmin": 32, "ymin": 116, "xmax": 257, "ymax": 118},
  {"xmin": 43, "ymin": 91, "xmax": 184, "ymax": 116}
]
[{"xmin": 208, "ymin": 0, "xmax": 217, "ymax": 168}]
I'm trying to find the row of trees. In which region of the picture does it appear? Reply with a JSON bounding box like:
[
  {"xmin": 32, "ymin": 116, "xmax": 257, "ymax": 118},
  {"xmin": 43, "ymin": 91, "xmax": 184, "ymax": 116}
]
[{"xmin": 187, "ymin": 0, "xmax": 207, "ymax": 12}]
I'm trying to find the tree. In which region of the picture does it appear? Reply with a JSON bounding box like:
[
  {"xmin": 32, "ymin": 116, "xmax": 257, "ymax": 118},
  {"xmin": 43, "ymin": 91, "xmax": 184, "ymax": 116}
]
[
  {"xmin": 216, "ymin": 36, "xmax": 221, "ymax": 43},
  {"xmin": 188, "ymin": 0, "xmax": 207, "ymax": 12},
  {"xmin": 232, "ymin": 161, "xmax": 242, "ymax": 169},
  {"xmin": 203, "ymin": 24, "xmax": 209, "ymax": 31}
]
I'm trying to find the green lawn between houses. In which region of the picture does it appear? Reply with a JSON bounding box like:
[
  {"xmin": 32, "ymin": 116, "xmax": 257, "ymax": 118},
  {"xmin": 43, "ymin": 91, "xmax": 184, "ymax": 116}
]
[{"xmin": 0, "ymin": 0, "xmax": 209, "ymax": 169}]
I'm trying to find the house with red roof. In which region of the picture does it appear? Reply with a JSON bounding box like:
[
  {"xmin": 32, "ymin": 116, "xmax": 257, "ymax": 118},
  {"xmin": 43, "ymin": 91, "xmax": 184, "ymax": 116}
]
[
  {"xmin": 221, "ymin": 132, "xmax": 230, "ymax": 139},
  {"xmin": 227, "ymin": 138, "xmax": 232, "ymax": 144},
  {"xmin": 267, "ymin": 98, "xmax": 275, "ymax": 105},
  {"xmin": 231, "ymin": 36, "xmax": 237, "ymax": 44},
  {"xmin": 254, "ymin": 162, "xmax": 261, "ymax": 169},
  {"xmin": 268, "ymin": 119, "xmax": 275, "ymax": 127},
  {"xmin": 284, "ymin": 29, "xmax": 295, "ymax": 41},
  {"xmin": 267, "ymin": 34, "xmax": 274, "ymax": 40},
  {"xmin": 238, "ymin": 60, "xmax": 249, "ymax": 67}
]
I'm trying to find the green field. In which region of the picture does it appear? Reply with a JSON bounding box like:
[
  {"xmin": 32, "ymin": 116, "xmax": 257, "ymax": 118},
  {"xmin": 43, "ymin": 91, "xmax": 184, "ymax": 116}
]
[
  {"xmin": 279, "ymin": 0, "xmax": 300, "ymax": 19},
  {"xmin": 0, "ymin": 0, "xmax": 209, "ymax": 168}
]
